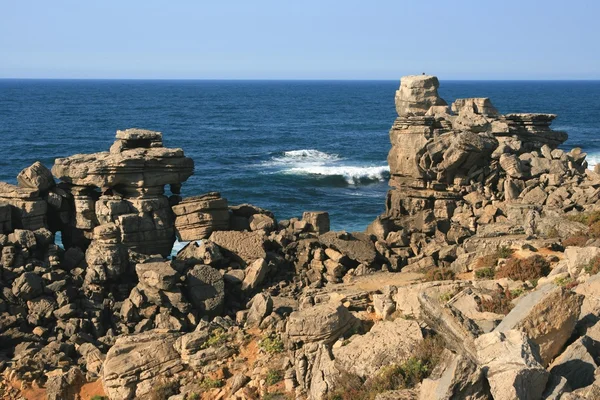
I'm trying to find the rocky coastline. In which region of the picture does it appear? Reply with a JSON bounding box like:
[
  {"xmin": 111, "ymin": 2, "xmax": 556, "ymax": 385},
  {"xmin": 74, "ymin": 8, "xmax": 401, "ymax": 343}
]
[{"xmin": 2, "ymin": 75, "xmax": 600, "ymax": 399}]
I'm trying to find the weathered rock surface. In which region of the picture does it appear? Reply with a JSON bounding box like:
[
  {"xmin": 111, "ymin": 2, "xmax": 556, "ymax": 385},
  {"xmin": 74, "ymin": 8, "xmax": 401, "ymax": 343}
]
[
  {"xmin": 333, "ymin": 318, "xmax": 423, "ymax": 378},
  {"xmin": 494, "ymin": 285, "xmax": 584, "ymax": 366},
  {"xmin": 286, "ymin": 302, "xmax": 356, "ymax": 344},
  {"xmin": 173, "ymin": 192, "xmax": 229, "ymax": 240},
  {"xmin": 102, "ymin": 331, "xmax": 184, "ymax": 399},
  {"xmin": 475, "ymin": 330, "xmax": 548, "ymax": 400}
]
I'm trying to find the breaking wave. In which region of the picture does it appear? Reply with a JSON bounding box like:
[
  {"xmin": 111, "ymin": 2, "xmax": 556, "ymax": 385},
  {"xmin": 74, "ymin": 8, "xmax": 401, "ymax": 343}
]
[{"xmin": 264, "ymin": 149, "xmax": 389, "ymax": 185}]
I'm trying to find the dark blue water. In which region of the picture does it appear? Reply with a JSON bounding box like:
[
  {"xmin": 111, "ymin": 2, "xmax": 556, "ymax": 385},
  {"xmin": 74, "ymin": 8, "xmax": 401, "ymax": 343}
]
[{"xmin": 1, "ymin": 80, "xmax": 599, "ymax": 232}]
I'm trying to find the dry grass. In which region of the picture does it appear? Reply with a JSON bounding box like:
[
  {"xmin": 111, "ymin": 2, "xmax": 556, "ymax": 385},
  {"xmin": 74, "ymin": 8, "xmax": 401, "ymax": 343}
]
[
  {"xmin": 325, "ymin": 336, "xmax": 445, "ymax": 400},
  {"xmin": 422, "ymin": 268, "xmax": 456, "ymax": 282},
  {"xmin": 479, "ymin": 289, "xmax": 515, "ymax": 315},
  {"xmin": 495, "ymin": 255, "xmax": 550, "ymax": 281}
]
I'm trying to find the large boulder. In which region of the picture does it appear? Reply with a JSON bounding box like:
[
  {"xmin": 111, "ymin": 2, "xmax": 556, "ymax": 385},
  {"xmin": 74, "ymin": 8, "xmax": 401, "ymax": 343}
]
[
  {"xmin": 318, "ymin": 231, "xmax": 377, "ymax": 266},
  {"xmin": 209, "ymin": 230, "xmax": 267, "ymax": 265},
  {"xmin": 395, "ymin": 75, "xmax": 447, "ymax": 117},
  {"xmin": 419, "ymin": 349, "xmax": 490, "ymax": 400},
  {"xmin": 286, "ymin": 302, "xmax": 356, "ymax": 344},
  {"xmin": 494, "ymin": 285, "xmax": 584, "ymax": 366},
  {"xmin": 185, "ymin": 264, "xmax": 225, "ymax": 317},
  {"xmin": 475, "ymin": 330, "xmax": 548, "ymax": 400},
  {"xmin": 17, "ymin": 161, "xmax": 55, "ymax": 191},
  {"xmin": 332, "ymin": 318, "xmax": 423, "ymax": 378},
  {"xmin": 172, "ymin": 192, "xmax": 230, "ymax": 241},
  {"xmin": 102, "ymin": 331, "xmax": 184, "ymax": 400}
]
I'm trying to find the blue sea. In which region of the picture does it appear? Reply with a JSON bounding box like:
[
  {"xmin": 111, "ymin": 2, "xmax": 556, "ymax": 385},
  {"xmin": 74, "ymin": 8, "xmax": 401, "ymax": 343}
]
[{"xmin": 1, "ymin": 80, "xmax": 599, "ymax": 232}]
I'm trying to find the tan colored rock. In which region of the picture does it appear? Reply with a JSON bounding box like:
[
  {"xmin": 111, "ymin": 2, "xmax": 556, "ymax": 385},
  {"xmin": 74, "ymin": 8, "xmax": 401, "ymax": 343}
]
[
  {"xmin": 494, "ymin": 285, "xmax": 584, "ymax": 366},
  {"xmin": 172, "ymin": 192, "xmax": 229, "ymax": 241},
  {"xmin": 17, "ymin": 161, "xmax": 55, "ymax": 191},
  {"xmin": 286, "ymin": 302, "xmax": 356, "ymax": 344},
  {"xmin": 333, "ymin": 318, "xmax": 423, "ymax": 378},
  {"xmin": 209, "ymin": 230, "xmax": 267, "ymax": 265},
  {"xmin": 102, "ymin": 331, "xmax": 184, "ymax": 400},
  {"xmin": 395, "ymin": 75, "xmax": 447, "ymax": 117},
  {"xmin": 475, "ymin": 330, "xmax": 548, "ymax": 400},
  {"xmin": 419, "ymin": 349, "xmax": 489, "ymax": 400}
]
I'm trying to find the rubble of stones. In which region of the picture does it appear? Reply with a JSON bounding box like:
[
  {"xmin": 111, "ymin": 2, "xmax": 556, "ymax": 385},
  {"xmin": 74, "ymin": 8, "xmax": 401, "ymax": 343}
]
[{"xmin": 2, "ymin": 76, "xmax": 600, "ymax": 400}]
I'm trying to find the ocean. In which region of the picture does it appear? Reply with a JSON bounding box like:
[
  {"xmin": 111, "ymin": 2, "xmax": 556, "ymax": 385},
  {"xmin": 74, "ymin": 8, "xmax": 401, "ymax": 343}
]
[{"xmin": 1, "ymin": 80, "xmax": 599, "ymax": 233}]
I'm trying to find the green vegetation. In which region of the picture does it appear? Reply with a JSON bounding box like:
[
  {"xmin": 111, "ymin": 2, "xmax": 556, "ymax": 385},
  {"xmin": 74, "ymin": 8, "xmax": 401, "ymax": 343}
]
[
  {"xmin": 91, "ymin": 396, "xmax": 108, "ymax": 400},
  {"xmin": 496, "ymin": 245, "xmax": 514, "ymax": 259},
  {"xmin": 555, "ymin": 276, "xmax": 578, "ymax": 289},
  {"xmin": 325, "ymin": 335, "xmax": 445, "ymax": 400},
  {"xmin": 495, "ymin": 255, "xmax": 551, "ymax": 281},
  {"xmin": 200, "ymin": 377, "xmax": 224, "ymax": 390},
  {"xmin": 563, "ymin": 211, "xmax": 600, "ymax": 246},
  {"xmin": 186, "ymin": 393, "xmax": 200, "ymax": 400},
  {"xmin": 474, "ymin": 267, "xmax": 495, "ymax": 280},
  {"xmin": 149, "ymin": 380, "xmax": 178, "ymax": 400},
  {"xmin": 260, "ymin": 333, "xmax": 284, "ymax": 354},
  {"xmin": 583, "ymin": 255, "xmax": 600, "ymax": 275},
  {"xmin": 510, "ymin": 288, "xmax": 525, "ymax": 298},
  {"xmin": 262, "ymin": 391, "xmax": 292, "ymax": 400},
  {"xmin": 201, "ymin": 328, "xmax": 229, "ymax": 349},
  {"xmin": 266, "ymin": 369, "xmax": 283, "ymax": 386},
  {"xmin": 439, "ymin": 291, "xmax": 455, "ymax": 302},
  {"xmin": 422, "ymin": 268, "xmax": 456, "ymax": 282},
  {"xmin": 479, "ymin": 289, "xmax": 515, "ymax": 315}
]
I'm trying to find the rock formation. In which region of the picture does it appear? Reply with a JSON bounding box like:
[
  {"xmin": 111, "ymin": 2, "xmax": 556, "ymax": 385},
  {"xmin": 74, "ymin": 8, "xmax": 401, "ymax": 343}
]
[{"xmin": 4, "ymin": 78, "xmax": 600, "ymax": 400}]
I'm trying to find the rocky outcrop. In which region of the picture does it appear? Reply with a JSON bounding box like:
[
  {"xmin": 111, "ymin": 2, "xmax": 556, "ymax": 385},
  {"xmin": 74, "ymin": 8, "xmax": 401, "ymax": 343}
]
[
  {"xmin": 52, "ymin": 128, "xmax": 194, "ymax": 255},
  {"xmin": 172, "ymin": 192, "xmax": 229, "ymax": 241},
  {"xmin": 102, "ymin": 331, "xmax": 184, "ymax": 399}
]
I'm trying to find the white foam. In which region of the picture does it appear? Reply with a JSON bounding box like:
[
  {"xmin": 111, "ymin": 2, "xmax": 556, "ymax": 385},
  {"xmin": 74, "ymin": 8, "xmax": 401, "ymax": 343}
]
[
  {"xmin": 286, "ymin": 165, "xmax": 390, "ymax": 184},
  {"xmin": 587, "ymin": 152, "xmax": 600, "ymax": 170},
  {"xmin": 268, "ymin": 149, "xmax": 341, "ymax": 165}
]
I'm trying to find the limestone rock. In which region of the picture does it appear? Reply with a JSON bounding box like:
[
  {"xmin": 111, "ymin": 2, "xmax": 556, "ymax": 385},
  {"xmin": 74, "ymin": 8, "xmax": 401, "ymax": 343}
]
[
  {"xmin": 241, "ymin": 258, "xmax": 270, "ymax": 292},
  {"xmin": 494, "ymin": 285, "xmax": 584, "ymax": 366},
  {"xmin": 17, "ymin": 161, "xmax": 55, "ymax": 192},
  {"xmin": 102, "ymin": 331, "xmax": 184, "ymax": 400},
  {"xmin": 549, "ymin": 335, "xmax": 599, "ymax": 390},
  {"xmin": 302, "ymin": 211, "xmax": 331, "ymax": 234},
  {"xmin": 209, "ymin": 230, "xmax": 267, "ymax": 265},
  {"xmin": 172, "ymin": 192, "xmax": 229, "ymax": 241},
  {"xmin": 419, "ymin": 349, "xmax": 490, "ymax": 400},
  {"xmin": 318, "ymin": 231, "xmax": 377, "ymax": 266},
  {"xmin": 246, "ymin": 292, "xmax": 273, "ymax": 328},
  {"xmin": 395, "ymin": 75, "xmax": 447, "ymax": 117},
  {"xmin": 475, "ymin": 330, "xmax": 548, "ymax": 400},
  {"xmin": 333, "ymin": 318, "xmax": 423, "ymax": 378},
  {"xmin": 286, "ymin": 302, "xmax": 356, "ymax": 344},
  {"xmin": 185, "ymin": 264, "xmax": 225, "ymax": 317}
]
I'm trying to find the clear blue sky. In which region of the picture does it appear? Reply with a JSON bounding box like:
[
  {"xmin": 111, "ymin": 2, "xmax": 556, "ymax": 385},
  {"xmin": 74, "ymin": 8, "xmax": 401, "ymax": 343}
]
[{"xmin": 1, "ymin": 0, "xmax": 598, "ymax": 80}]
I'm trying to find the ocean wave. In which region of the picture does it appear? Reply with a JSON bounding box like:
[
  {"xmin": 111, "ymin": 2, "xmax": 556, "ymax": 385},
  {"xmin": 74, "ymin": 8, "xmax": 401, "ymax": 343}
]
[
  {"xmin": 587, "ymin": 152, "xmax": 600, "ymax": 169},
  {"xmin": 268, "ymin": 149, "xmax": 341, "ymax": 165},
  {"xmin": 286, "ymin": 165, "xmax": 390, "ymax": 184}
]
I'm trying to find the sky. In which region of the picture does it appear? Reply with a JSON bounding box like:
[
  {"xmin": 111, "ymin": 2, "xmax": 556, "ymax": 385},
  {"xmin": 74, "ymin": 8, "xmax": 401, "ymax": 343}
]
[{"xmin": 1, "ymin": 0, "xmax": 599, "ymax": 80}]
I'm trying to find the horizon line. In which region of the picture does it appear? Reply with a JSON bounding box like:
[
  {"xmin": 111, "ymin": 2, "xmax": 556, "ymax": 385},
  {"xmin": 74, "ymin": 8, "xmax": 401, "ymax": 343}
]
[{"xmin": 1, "ymin": 77, "xmax": 600, "ymax": 82}]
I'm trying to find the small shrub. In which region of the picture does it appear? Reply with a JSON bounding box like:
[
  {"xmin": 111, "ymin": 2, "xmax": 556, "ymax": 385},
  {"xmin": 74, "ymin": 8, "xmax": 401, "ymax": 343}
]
[
  {"xmin": 91, "ymin": 397, "xmax": 108, "ymax": 400},
  {"xmin": 583, "ymin": 255, "xmax": 600, "ymax": 275},
  {"xmin": 475, "ymin": 254, "xmax": 499, "ymax": 269},
  {"xmin": 439, "ymin": 291, "xmax": 454, "ymax": 302},
  {"xmin": 546, "ymin": 226, "xmax": 559, "ymax": 238},
  {"xmin": 422, "ymin": 268, "xmax": 455, "ymax": 282},
  {"xmin": 562, "ymin": 234, "xmax": 590, "ymax": 247},
  {"xmin": 149, "ymin": 380, "xmax": 178, "ymax": 400},
  {"xmin": 495, "ymin": 255, "xmax": 551, "ymax": 281},
  {"xmin": 266, "ymin": 369, "xmax": 283, "ymax": 386},
  {"xmin": 479, "ymin": 289, "xmax": 515, "ymax": 315},
  {"xmin": 496, "ymin": 246, "xmax": 514, "ymax": 259},
  {"xmin": 200, "ymin": 377, "xmax": 224, "ymax": 389},
  {"xmin": 554, "ymin": 276, "xmax": 578, "ymax": 289},
  {"xmin": 261, "ymin": 334, "xmax": 284, "ymax": 354},
  {"xmin": 475, "ymin": 267, "xmax": 495, "ymax": 280},
  {"xmin": 325, "ymin": 335, "xmax": 445, "ymax": 400},
  {"xmin": 201, "ymin": 328, "xmax": 229, "ymax": 349},
  {"xmin": 186, "ymin": 393, "xmax": 200, "ymax": 400},
  {"xmin": 510, "ymin": 288, "xmax": 525, "ymax": 298},
  {"xmin": 262, "ymin": 392, "xmax": 291, "ymax": 400}
]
